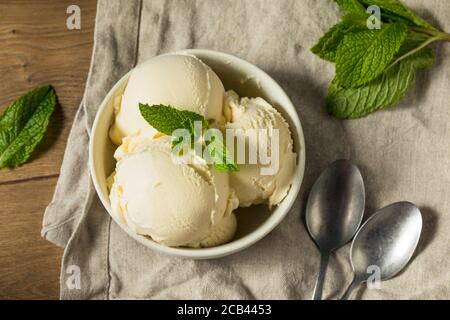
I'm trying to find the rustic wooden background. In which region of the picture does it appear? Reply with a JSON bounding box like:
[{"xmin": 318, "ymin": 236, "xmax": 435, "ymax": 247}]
[{"xmin": 0, "ymin": 0, "xmax": 96, "ymax": 299}]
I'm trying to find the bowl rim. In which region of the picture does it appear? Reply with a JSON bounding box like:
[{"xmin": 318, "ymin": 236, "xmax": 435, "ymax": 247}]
[{"xmin": 89, "ymin": 49, "xmax": 306, "ymax": 259}]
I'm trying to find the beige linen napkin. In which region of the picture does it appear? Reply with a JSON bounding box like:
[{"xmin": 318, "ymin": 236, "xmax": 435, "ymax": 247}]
[{"xmin": 42, "ymin": 0, "xmax": 450, "ymax": 299}]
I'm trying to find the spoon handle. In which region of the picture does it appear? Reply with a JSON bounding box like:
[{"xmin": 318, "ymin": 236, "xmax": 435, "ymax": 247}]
[
  {"xmin": 340, "ymin": 277, "xmax": 359, "ymax": 300},
  {"xmin": 312, "ymin": 251, "xmax": 330, "ymax": 300}
]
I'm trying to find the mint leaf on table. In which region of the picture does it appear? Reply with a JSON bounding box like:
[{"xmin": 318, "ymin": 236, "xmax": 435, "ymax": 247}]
[
  {"xmin": 359, "ymin": 0, "xmax": 437, "ymax": 30},
  {"xmin": 336, "ymin": 0, "xmax": 434, "ymax": 29},
  {"xmin": 311, "ymin": 0, "xmax": 450, "ymax": 118},
  {"xmin": 311, "ymin": 22, "xmax": 364, "ymax": 62},
  {"xmin": 335, "ymin": 23, "xmax": 408, "ymax": 88},
  {"xmin": 139, "ymin": 104, "xmax": 238, "ymax": 172},
  {"xmin": 0, "ymin": 85, "xmax": 56, "ymax": 169},
  {"xmin": 335, "ymin": 0, "xmax": 367, "ymax": 15},
  {"xmin": 311, "ymin": 23, "xmax": 346, "ymax": 62},
  {"xmin": 327, "ymin": 47, "xmax": 434, "ymax": 119}
]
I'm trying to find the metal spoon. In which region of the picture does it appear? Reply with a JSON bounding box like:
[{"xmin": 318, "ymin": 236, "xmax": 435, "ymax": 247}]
[
  {"xmin": 340, "ymin": 202, "xmax": 422, "ymax": 300},
  {"xmin": 306, "ymin": 159, "xmax": 365, "ymax": 300}
]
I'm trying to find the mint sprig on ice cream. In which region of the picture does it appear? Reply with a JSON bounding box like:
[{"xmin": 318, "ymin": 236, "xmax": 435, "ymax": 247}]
[{"xmin": 139, "ymin": 103, "xmax": 239, "ymax": 173}]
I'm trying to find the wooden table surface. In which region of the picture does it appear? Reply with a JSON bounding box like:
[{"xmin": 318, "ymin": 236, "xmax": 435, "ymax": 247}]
[{"xmin": 0, "ymin": 0, "xmax": 96, "ymax": 299}]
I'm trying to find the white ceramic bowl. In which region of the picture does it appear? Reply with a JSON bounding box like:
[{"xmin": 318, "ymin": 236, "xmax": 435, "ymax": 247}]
[{"xmin": 89, "ymin": 49, "xmax": 306, "ymax": 259}]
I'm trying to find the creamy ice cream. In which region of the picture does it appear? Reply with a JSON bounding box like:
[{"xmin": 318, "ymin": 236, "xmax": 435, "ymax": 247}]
[
  {"xmin": 107, "ymin": 54, "xmax": 299, "ymax": 249},
  {"xmin": 109, "ymin": 54, "xmax": 225, "ymax": 145},
  {"xmin": 224, "ymin": 90, "xmax": 296, "ymax": 207},
  {"xmin": 109, "ymin": 132, "xmax": 238, "ymax": 247},
  {"xmin": 188, "ymin": 213, "xmax": 238, "ymax": 248}
]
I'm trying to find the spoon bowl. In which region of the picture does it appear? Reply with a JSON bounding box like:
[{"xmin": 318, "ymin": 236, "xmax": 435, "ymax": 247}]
[{"xmin": 341, "ymin": 202, "xmax": 422, "ymax": 299}]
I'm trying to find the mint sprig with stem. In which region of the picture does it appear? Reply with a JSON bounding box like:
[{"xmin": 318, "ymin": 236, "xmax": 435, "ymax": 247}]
[
  {"xmin": 311, "ymin": 0, "xmax": 450, "ymax": 119},
  {"xmin": 139, "ymin": 104, "xmax": 239, "ymax": 173}
]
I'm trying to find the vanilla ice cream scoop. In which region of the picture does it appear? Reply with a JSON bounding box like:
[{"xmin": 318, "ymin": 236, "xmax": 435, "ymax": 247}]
[
  {"xmin": 224, "ymin": 91, "xmax": 297, "ymax": 207},
  {"xmin": 109, "ymin": 54, "xmax": 225, "ymax": 145},
  {"xmin": 109, "ymin": 133, "xmax": 238, "ymax": 247},
  {"xmin": 188, "ymin": 213, "xmax": 238, "ymax": 248}
]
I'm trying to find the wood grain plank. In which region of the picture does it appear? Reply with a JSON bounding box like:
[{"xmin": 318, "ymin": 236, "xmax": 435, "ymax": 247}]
[
  {"xmin": 0, "ymin": 177, "xmax": 62, "ymax": 300},
  {"xmin": 0, "ymin": 0, "xmax": 96, "ymax": 184},
  {"xmin": 0, "ymin": 0, "xmax": 96, "ymax": 299}
]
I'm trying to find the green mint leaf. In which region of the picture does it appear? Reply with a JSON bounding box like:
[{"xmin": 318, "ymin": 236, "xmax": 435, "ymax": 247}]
[
  {"xmin": 214, "ymin": 162, "xmax": 239, "ymax": 173},
  {"xmin": 327, "ymin": 47, "xmax": 434, "ymax": 118},
  {"xmin": 335, "ymin": 22, "xmax": 408, "ymax": 88},
  {"xmin": 0, "ymin": 85, "xmax": 56, "ymax": 169},
  {"xmin": 341, "ymin": 13, "xmax": 373, "ymax": 28},
  {"xmin": 311, "ymin": 23, "xmax": 347, "ymax": 62},
  {"xmin": 401, "ymin": 45, "xmax": 434, "ymax": 69},
  {"xmin": 204, "ymin": 134, "xmax": 239, "ymax": 173},
  {"xmin": 311, "ymin": 21, "xmax": 364, "ymax": 62},
  {"xmin": 334, "ymin": 0, "xmax": 367, "ymax": 16},
  {"xmin": 312, "ymin": 0, "xmax": 448, "ymax": 118},
  {"xmin": 360, "ymin": 0, "xmax": 437, "ymax": 30},
  {"xmin": 379, "ymin": 10, "xmax": 418, "ymax": 26},
  {"xmin": 140, "ymin": 104, "xmax": 238, "ymax": 172},
  {"xmin": 139, "ymin": 104, "xmax": 208, "ymax": 136}
]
